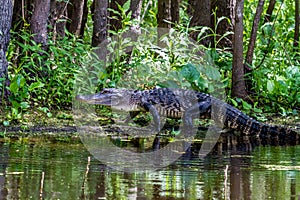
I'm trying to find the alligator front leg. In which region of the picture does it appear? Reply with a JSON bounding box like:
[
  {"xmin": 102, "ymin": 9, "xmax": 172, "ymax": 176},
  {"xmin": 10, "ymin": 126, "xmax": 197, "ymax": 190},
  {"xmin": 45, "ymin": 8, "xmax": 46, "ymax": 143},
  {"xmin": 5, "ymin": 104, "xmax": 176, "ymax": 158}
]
[
  {"xmin": 141, "ymin": 102, "xmax": 161, "ymax": 132},
  {"xmin": 123, "ymin": 111, "xmax": 141, "ymax": 123},
  {"xmin": 182, "ymin": 101, "xmax": 211, "ymax": 135}
]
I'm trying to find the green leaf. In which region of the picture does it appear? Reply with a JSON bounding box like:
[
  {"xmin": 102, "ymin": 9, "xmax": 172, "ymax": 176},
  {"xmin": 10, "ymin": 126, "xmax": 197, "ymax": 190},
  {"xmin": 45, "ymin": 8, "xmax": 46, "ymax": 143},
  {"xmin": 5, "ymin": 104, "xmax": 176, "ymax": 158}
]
[
  {"xmin": 180, "ymin": 63, "xmax": 200, "ymax": 82},
  {"xmin": 11, "ymin": 100, "xmax": 20, "ymax": 109},
  {"xmin": 205, "ymin": 65, "xmax": 220, "ymax": 80},
  {"xmin": 11, "ymin": 107, "xmax": 19, "ymax": 117},
  {"xmin": 10, "ymin": 74, "xmax": 25, "ymax": 93},
  {"xmin": 267, "ymin": 80, "xmax": 275, "ymax": 93},
  {"xmin": 3, "ymin": 121, "xmax": 9, "ymax": 126},
  {"xmin": 9, "ymin": 80, "xmax": 19, "ymax": 93},
  {"xmin": 47, "ymin": 112, "xmax": 53, "ymax": 118},
  {"xmin": 242, "ymin": 100, "xmax": 252, "ymax": 110},
  {"xmin": 28, "ymin": 82, "xmax": 45, "ymax": 91},
  {"xmin": 20, "ymin": 102, "xmax": 30, "ymax": 109},
  {"xmin": 122, "ymin": 0, "xmax": 130, "ymax": 12},
  {"xmin": 253, "ymin": 107, "xmax": 262, "ymax": 113},
  {"xmin": 230, "ymin": 98, "xmax": 238, "ymax": 107},
  {"xmin": 158, "ymin": 80, "xmax": 179, "ymax": 88}
]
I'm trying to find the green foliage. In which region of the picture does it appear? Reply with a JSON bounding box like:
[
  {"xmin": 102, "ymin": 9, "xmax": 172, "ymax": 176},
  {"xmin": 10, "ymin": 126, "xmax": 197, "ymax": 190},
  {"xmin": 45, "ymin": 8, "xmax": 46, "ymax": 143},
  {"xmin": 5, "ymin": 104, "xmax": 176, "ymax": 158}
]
[
  {"xmin": 243, "ymin": 0, "xmax": 300, "ymax": 113},
  {"xmin": 5, "ymin": 28, "xmax": 90, "ymax": 122},
  {"xmin": 3, "ymin": 0, "xmax": 300, "ymax": 125}
]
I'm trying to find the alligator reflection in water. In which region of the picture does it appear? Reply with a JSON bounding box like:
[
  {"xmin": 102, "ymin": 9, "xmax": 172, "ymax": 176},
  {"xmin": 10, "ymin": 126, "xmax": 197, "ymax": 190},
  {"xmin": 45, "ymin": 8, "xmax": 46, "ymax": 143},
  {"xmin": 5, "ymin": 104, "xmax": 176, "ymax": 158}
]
[{"xmin": 0, "ymin": 137, "xmax": 299, "ymax": 199}]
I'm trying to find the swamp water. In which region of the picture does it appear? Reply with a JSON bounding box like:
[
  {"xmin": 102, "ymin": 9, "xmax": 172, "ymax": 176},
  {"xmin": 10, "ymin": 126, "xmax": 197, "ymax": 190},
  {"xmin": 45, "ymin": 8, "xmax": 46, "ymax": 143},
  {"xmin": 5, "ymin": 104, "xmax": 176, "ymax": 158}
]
[{"xmin": 0, "ymin": 137, "xmax": 299, "ymax": 200}]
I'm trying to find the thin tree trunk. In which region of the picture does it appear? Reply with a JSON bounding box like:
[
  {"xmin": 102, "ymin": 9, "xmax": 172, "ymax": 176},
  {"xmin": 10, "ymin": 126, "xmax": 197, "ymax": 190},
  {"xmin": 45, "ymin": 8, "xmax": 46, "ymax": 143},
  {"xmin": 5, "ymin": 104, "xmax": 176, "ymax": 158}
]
[
  {"xmin": 232, "ymin": 0, "xmax": 249, "ymax": 100},
  {"xmin": 67, "ymin": 0, "xmax": 85, "ymax": 36},
  {"xmin": 0, "ymin": 0, "xmax": 13, "ymax": 98},
  {"xmin": 157, "ymin": 0, "xmax": 171, "ymax": 46},
  {"xmin": 92, "ymin": 0, "xmax": 108, "ymax": 47},
  {"xmin": 188, "ymin": 0, "xmax": 211, "ymax": 45},
  {"xmin": 212, "ymin": 0, "xmax": 234, "ymax": 49},
  {"xmin": 157, "ymin": 0, "xmax": 171, "ymax": 29},
  {"xmin": 80, "ymin": 0, "xmax": 88, "ymax": 37},
  {"xmin": 11, "ymin": 0, "xmax": 32, "ymax": 31},
  {"xmin": 129, "ymin": 0, "xmax": 143, "ymax": 32},
  {"xmin": 171, "ymin": 0, "xmax": 180, "ymax": 25},
  {"xmin": 264, "ymin": 0, "xmax": 276, "ymax": 23},
  {"xmin": 294, "ymin": 0, "xmax": 299, "ymax": 49},
  {"xmin": 109, "ymin": 0, "xmax": 127, "ymax": 32},
  {"xmin": 244, "ymin": 0, "xmax": 265, "ymax": 93},
  {"xmin": 49, "ymin": 0, "xmax": 68, "ymax": 40},
  {"xmin": 31, "ymin": 0, "xmax": 51, "ymax": 49}
]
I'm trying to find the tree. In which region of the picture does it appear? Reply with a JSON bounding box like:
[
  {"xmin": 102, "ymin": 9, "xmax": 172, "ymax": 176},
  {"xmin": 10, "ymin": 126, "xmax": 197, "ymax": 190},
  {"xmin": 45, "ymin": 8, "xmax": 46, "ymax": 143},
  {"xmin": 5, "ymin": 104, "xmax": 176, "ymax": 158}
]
[
  {"xmin": 212, "ymin": 0, "xmax": 235, "ymax": 48},
  {"xmin": 157, "ymin": 0, "xmax": 171, "ymax": 29},
  {"xmin": 264, "ymin": 0, "xmax": 276, "ymax": 23},
  {"xmin": 231, "ymin": 0, "xmax": 249, "ymax": 100},
  {"xmin": 157, "ymin": 0, "xmax": 171, "ymax": 43},
  {"xmin": 49, "ymin": 0, "xmax": 68, "ymax": 40},
  {"xmin": 31, "ymin": 0, "xmax": 50, "ymax": 49},
  {"xmin": 92, "ymin": 0, "xmax": 108, "ymax": 47},
  {"xmin": 244, "ymin": 0, "xmax": 265, "ymax": 93},
  {"xmin": 188, "ymin": 0, "xmax": 212, "ymax": 45},
  {"xmin": 11, "ymin": 0, "xmax": 32, "ymax": 31},
  {"xmin": 0, "ymin": 0, "xmax": 13, "ymax": 99},
  {"xmin": 129, "ymin": 0, "xmax": 143, "ymax": 32},
  {"xmin": 171, "ymin": 0, "xmax": 180, "ymax": 25},
  {"xmin": 109, "ymin": 0, "xmax": 127, "ymax": 32},
  {"xmin": 80, "ymin": 0, "xmax": 89, "ymax": 37},
  {"xmin": 67, "ymin": 0, "xmax": 86, "ymax": 36}
]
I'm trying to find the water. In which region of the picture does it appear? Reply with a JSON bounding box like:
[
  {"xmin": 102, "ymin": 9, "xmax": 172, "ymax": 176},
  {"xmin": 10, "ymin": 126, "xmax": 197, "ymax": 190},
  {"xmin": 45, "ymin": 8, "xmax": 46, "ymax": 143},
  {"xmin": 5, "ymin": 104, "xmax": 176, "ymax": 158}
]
[{"xmin": 0, "ymin": 137, "xmax": 300, "ymax": 200}]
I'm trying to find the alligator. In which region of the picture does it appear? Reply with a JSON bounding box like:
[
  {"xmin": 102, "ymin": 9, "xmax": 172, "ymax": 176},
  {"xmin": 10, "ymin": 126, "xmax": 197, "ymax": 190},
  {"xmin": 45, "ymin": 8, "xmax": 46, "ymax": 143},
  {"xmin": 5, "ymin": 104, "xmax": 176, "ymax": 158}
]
[{"xmin": 76, "ymin": 88, "xmax": 298, "ymax": 141}]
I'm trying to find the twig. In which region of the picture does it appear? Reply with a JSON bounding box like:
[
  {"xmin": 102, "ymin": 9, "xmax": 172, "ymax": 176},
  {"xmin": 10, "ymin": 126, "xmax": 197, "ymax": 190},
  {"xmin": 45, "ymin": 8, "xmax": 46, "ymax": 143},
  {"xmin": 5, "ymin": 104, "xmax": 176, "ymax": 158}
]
[
  {"xmin": 140, "ymin": 0, "xmax": 152, "ymax": 26},
  {"xmin": 224, "ymin": 165, "xmax": 229, "ymax": 200},
  {"xmin": 85, "ymin": 156, "xmax": 91, "ymax": 179},
  {"xmin": 40, "ymin": 171, "xmax": 45, "ymax": 200},
  {"xmin": 81, "ymin": 156, "xmax": 91, "ymax": 196}
]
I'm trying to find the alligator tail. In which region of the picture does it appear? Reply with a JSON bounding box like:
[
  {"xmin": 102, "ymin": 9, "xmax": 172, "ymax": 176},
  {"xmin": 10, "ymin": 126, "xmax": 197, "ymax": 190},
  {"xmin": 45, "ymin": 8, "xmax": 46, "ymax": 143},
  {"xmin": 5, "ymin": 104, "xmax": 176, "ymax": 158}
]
[{"xmin": 259, "ymin": 124, "xmax": 299, "ymax": 142}]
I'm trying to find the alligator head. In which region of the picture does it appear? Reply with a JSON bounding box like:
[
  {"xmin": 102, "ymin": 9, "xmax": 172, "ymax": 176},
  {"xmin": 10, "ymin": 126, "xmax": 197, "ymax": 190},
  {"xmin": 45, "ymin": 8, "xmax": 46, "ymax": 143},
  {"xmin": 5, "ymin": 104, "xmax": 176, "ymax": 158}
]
[{"xmin": 76, "ymin": 88, "xmax": 140, "ymax": 111}]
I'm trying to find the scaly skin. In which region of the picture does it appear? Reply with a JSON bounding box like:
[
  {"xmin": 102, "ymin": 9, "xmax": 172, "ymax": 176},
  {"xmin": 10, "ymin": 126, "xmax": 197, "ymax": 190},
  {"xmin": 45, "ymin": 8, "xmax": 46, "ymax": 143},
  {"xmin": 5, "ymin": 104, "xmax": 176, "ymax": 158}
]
[{"xmin": 76, "ymin": 88, "xmax": 298, "ymax": 141}]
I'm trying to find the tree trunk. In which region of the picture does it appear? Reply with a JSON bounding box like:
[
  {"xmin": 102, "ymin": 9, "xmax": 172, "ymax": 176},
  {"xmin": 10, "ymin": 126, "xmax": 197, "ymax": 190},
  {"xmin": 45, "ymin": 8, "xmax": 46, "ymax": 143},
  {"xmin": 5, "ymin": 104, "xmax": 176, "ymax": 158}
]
[
  {"xmin": 294, "ymin": 0, "xmax": 299, "ymax": 49},
  {"xmin": 157, "ymin": 0, "xmax": 171, "ymax": 46},
  {"xmin": 109, "ymin": 0, "xmax": 127, "ymax": 32},
  {"xmin": 171, "ymin": 0, "xmax": 180, "ymax": 25},
  {"xmin": 67, "ymin": 0, "xmax": 85, "ymax": 36},
  {"xmin": 212, "ymin": 0, "xmax": 235, "ymax": 49},
  {"xmin": 129, "ymin": 0, "xmax": 143, "ymax": 32},
  {"xmin": 11, "ymin": 0, "xmax": 32, "ymax": 31},
  {"xmin": 80, "ymin": 0, "xmax": 89, "ymax": 37},
  {"xmin": 189, "ymin": 0, "xmax": 211, "ymax": 45},
  {"xmin": 49, "ymin": 0, "xmax": 68, "ymax": 40},
  {"xmin": 157, "ymin": 0, "xmax": 171, "ymax": 29},
  {"xmin": 264, "ymin": 0, "xmax": 276, "ymax": 23},
  {"xmin": 231, "ymin": 0, "xmax": 249, "ymax": 100},
  {"xmin": 244, "ymin": 0, "xmax": 265, "ymax": 93},
  {"xmin": 0, "ymin": 0, "xmax": 13, "ymax": 98},
  {"xmin": 92, "ymin": 0, "xmax": 108, "ymax": 47},
  {"xmin": 31, "ymin": 0, "xmax": 50, "ymax": 49}
]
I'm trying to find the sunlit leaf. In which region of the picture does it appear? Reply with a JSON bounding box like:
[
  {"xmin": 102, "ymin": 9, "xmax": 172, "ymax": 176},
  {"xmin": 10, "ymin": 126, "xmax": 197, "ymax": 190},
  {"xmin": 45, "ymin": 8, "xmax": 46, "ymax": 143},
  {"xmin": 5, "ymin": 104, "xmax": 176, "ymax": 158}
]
[
  {"xmin": 180, "ymin": 63, "xmax": 200, "ymax": 82},
  {"xmin": 267, "ymin": 80, "xmax": 275, "ymax": 93},
  {"xmin": 28, "ymin": 82, "xmax": 45, "ymax": 91},
  {"xmin": 242, "ymin": 100, "xmax": 252, "ymax": 110},
  {"xmin": 205, "ymin": 65, "xmax": 220, "ymax": 80}
]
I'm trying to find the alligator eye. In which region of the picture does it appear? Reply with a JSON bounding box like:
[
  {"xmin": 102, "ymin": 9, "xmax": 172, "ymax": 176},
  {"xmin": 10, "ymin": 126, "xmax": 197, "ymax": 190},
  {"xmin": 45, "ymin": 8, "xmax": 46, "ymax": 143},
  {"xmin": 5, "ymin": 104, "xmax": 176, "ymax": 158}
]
[{"xmin": 101, "ymin": 89, "xmax": 110, "ymax": 94}]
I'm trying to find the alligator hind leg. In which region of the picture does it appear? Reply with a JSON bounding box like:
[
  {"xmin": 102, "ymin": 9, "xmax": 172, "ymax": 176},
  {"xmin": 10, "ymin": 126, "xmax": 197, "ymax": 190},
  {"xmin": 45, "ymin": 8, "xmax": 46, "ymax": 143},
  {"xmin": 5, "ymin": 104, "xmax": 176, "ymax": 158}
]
[{"xmin": 182, "ymin": 101, "xmax": 211, "ymax": 136}]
